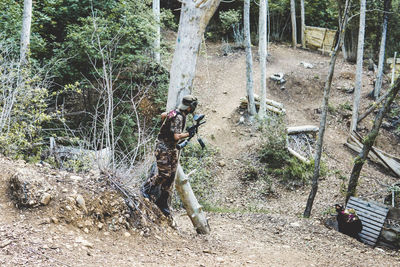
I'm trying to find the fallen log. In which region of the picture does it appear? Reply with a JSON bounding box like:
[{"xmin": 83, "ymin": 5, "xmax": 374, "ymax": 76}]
[
  {"xmin": 175, "ymin": 164, "xmax": 210, "ymax": 234},
  {"xmin": 358, "ymin": 90, "xmax": 390, "ymax": 123},
  {"xmin": 240, "ymin": 96, "xmax": 286, "ymax": 114},
  {"xmin": 345, "ymin": 134, "xmax": 400, "ymax": 177},
  {"xmin": 288, "ymin": 147, "xmax": 310, "ymax": 163},
  {"xmin": 287, "ymin": 125, "xmax": 319, "ymax": 135}
]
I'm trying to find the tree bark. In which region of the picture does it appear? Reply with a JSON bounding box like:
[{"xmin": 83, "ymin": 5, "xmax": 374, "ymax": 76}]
[
  {"xmin": 166, "ymin": 0, "xmax": 220, "ymax": 234},
  {"xmin": 244, "ymin": 0, "xmax": 256, "ymax": 116},
  {"xmin": 300, "ymin": 0, "xmax": 306, "ymax": 48},
  {"xmin": 346, "ymin": 77, "xmax": 400, "ymax": 203},
  {"xmin": 20, "ymin": 0, "xmax": 32, "ymax": 65},
  {"xmin": 337, "ymin": 0, "xmax": 349, "ymax": 61},
  {"xmin": 350, "ymin": 0, "xmax": 366, "ymax": 133},
  {"xmin": 166, "ymin": 0, "xmax": 220, "ymax": 111},
  {"xmin": 175, "ymin": 165, "xmax": 210, "ymax": 234},
  {"xmin": 303, "ymin": 0, "xmax": 352, "ymax": 218},
  {"xmin": 392, "ymin": 52, "xmax": 398, "ymax": 86},
  {"xmin": 290, "ymin": 0, "xmax": 297, "ymax": 49},
  {"xmin": 153, "ymin": 0, "xmax": 161, "ymax": 64},
  {"xmin": 373, "ymin": 0, "xmax": 391, "ymax": 99},
  {"xmin": 259, "ymin": 0, "xmax": 267, "ymax": 117}
]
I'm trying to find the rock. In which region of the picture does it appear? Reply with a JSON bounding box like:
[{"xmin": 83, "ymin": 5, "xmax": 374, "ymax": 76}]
[
  {"xmin": 239, "ymin": 116, "xmax": 245, "ymax": 124},
  {"xmin": 83, "ymin": 228, "xmax": 89, "ymax": 234},
  {"xmin": 98, "ymin": 222, "xmax": 104, "ymax": 230},
  {"xmin": 124, "ymin": 232, "xmax": 131, "ymax": 237},
  {"xmin": 0, "ymin": 240, "xmax": 12, "ymax": 248},
  {"xmin": 65, "ymin": 205, "xmax": 73, "ymax": 211},
  {"xmin": 70, "ymin": 175, "xmax": 83, "ymax": 182},
  {"xmin": 104, "ymin": 231, "xmax": 110, "ymax": 236},
  {"xmin": 290, "ymin": 222, "xmax": 301, "ymax": 227},
  {"xmin": 9, "ymin": 169, "xmax": 54, "ymax": 208},
  {"xmin": 218, "ymin": 161, "xmax": 226, "ymax": 167},
  {"xmin": 75, "ymin": 194, "xmax": 87, "ymax": 212},
  {"xmin": 51, "ymin": 217, "xmax": 59, "ymax": 224},
  {"xmin": 381, "ymin": 229, "xmax": 397, "ymax": 242},
  {"xmin": 223, "ymin": 91, "xmax": 228, "ymax": 94},
  {"xmin": 270, "ymin": 73, "xmax": 286, "ymax": 84},
  {"xmin": 40, "ymin": 193, "xmax": 52, "ymax": 206},
  {"xmin": 300, "ymin": 62, "xmax": 314, "ymax": 69},
  {"xmin": 75, "ymin": 236, "xmax": 93, "ymax": 248}
]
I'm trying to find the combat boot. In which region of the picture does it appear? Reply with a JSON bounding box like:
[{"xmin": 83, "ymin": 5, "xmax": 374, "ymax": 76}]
[{"xmin": 155, "ymin": 191, "xmax": 171, "ymax": 216}]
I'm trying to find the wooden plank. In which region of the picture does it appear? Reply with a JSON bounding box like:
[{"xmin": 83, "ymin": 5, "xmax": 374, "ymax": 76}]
[
  {"xmin": 361, "ymin": 227, "xmax": 382, "ymax": 237},
  {"xmin": 360, "ymin": 231, "xmax": 379, "ymax": 241},
  {"xmin": 348, "ymin": 202, "xmax": 388, "ymax": 218},
  {"xmin": 348, "ymin": 197, "xmax": 389, "ymax": 213},
  {"xmin": 347, "ymin": 200, "xmax": 388, "ymax": 216},
  {"xmin": 346, "ymin": 197, "xmax": 389, "ymax": 246},
  {"xmin": 359, "ymin": 233, "xmax": 378, "ymax": 243}
]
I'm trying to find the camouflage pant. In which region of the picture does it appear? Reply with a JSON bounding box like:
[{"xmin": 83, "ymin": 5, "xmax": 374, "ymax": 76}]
[{"xmin": 149, "ymin": 142, "xmax": 178, "ymax": 193}]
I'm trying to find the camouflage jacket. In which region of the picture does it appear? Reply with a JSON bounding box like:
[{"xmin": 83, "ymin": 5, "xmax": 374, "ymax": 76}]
[{"xmin": 157, "ymin": 109, "xmax": 186, "ymax": 148}]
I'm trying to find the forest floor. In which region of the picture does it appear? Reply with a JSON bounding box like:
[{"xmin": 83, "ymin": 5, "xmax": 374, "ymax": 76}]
[{"xmin": 1, "ymin": 42, "xmax": 400, "ymax": 266}]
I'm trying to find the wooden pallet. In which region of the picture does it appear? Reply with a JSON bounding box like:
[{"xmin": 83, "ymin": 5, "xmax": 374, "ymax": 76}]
[{"xmin": 346, "ymin": 197, "xmax": 389, "ymax": 246}]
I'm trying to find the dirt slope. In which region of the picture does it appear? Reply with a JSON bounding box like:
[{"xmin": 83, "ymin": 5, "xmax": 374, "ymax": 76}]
[{"xmin": 1, "ymin": 43, "xmax": 400, "ymax": 266}]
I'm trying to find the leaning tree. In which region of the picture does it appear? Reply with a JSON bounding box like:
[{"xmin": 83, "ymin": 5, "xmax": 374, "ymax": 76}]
[
  {"xmin": 166, "ymin": 0, "xmax": 220, "ymax": 234},
  {"xmin": 303, "ymin": 0, "xmax": 352, "ymax": 218}
]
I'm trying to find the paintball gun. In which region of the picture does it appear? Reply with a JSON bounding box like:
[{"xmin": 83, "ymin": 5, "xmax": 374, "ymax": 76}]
[{"xmin": 176, "ymin": 114, "xmax": 206, "ymax": 150}]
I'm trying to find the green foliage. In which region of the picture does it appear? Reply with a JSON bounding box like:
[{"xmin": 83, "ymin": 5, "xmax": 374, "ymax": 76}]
[
  {"xmin": 160, "ymin": 8, "xmax": 178, "ymax": 31},
  {"xmin": 256, "ymin": 115, "xmax": 326, "ymax": 188},
  {"xmin": 0, "ymin": 42, "xmax": 51, "ymax": 160},
  {"xmin": 179, "ymin": 142, "xmax": 218, "ymax": 203},
  {"xmin": 219, "ymin": 9, "xmax": 242, "ymax": 32}
]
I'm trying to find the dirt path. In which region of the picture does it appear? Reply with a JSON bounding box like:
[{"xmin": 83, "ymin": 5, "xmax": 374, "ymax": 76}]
[{"xmin": 1, "ymin": 43, "xmax": 400, "ymax": 266}]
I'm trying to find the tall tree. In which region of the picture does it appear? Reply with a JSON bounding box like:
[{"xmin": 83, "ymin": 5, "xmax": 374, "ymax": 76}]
[
  {"xmin": 244, "ymin": 0, "xmax": 256, "ymax": 116},
  {"xmin": 300, "ymin": 0, "xmax": 306, "ymax": 48},
  {"xmin": 166, "ymin": 0, "xmax": 220, "ymax": 111},
  {"xmin": 350, "ymin": 0, "xmax": 366, "ymax": 133},
  {"xmin": 303, "ymin": 0, "xmax": 352, "ymax": 218},
  {"xmin": 259, "ymin": 0, "xmax": 267, "ymax": 117},
  {"xmin": 373, "ymin": 0, "xmax": 391, "ymax": 99},
  {"xmin": 166, "ymin": 0, "xmax": 220, "ymax": 234},
  {"xmin": 346, "ymin": 78, "xmax": 400, "ymax": 202},
  {"xmin": 20, "ymin": 0, "xmax": 32, "ymax": 65},
  {"xmin": 337, "ymin": 0, "xmax": 349, "ymax": 61},
  {"xmin": 290, "ymin": 0, "xmax": 297, "ymax": 49},
  {"xmin": 153, "ymin": 0, "xmax": 161, "ymax": 63}
]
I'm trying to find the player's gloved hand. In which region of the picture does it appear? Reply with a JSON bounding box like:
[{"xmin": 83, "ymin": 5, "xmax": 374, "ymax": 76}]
[{"xmin": 187, "ymin": 126, "xmax": 196, "ymax": 138}]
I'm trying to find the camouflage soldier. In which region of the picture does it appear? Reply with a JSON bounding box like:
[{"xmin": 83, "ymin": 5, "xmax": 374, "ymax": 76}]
[{"xmin": 142, "ymin": 95, "xmax": 198, "ymax": 216}]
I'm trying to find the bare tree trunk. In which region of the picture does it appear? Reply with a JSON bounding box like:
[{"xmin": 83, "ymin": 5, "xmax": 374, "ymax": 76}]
[
  {"xmin": 153, "ymin": 0, "xmax": 161, "ymax": 64},
  {"xmin": 20, "ymin": 0, "xmax": 32, "ymax": 65},
  {"xmin": 166, "ymin": 0, "xmax": 220, "ymax": 111},
  {"xmin": 244, "ymin": 0, "xmax": 256, "ymax": 116},
  {"xmin": 290, "ymin": 0, "xmax": 297, "ymax": 49},
  {"xmin": 300, "ymin": 0, "xmax": 306, "ymax": 48},
  {"xmin": 350, "ymin": 0, "xmax": 366, "ymax": 133},
  {"xmin": 346, "ymin": 78, "xmax": 400, "ymax": 203},
  {"xmin": 303, "ymin": 0, "xmax": 352, "ymax": 218},
  {"xmin": 392, "ymin": 52, "xmax": 398, "ymax": 86},
  {"xmin": 166, "ymin": 0, "xmax": 220, "ymax": 234},
  {"xmin": 373, "ymin": 0, "xmax": 391, "ymax": 99},
  {"xmin": 258, "ymin": 0, "xmax": 267, "ymax": 117},
  {"xmin": 176, "ymin": 165, "xmax": 210, "ymax": 234},
  {"xmin": 337, "ymin": 0, "xmax": 349, "ymax": 60}
]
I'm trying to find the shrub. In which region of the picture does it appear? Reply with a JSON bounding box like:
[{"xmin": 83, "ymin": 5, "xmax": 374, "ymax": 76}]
[
  {"xmin": 179, "ymin": 142, "xmax": 218, "ymax": 204},
  {"xmin": 0, "ymin": 41, "xmax": 51, "ymax": 160}
]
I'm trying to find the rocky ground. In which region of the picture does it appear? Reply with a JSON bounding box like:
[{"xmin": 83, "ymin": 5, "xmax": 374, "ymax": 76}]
[{"xmin": 0, "ymin": 42, "xmax": 399, "ymax": 266}]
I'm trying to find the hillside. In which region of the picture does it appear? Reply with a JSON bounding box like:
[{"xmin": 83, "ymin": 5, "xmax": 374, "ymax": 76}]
[{"xmin": 1, "ymin": 42, "xmax": 400, "ymax": 266}]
